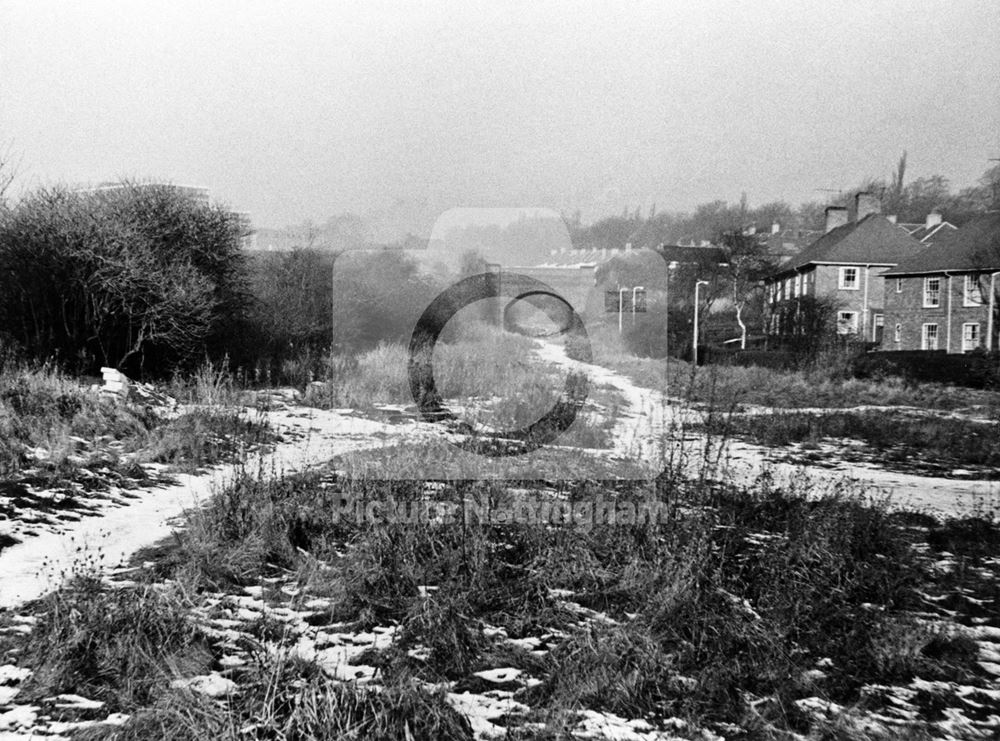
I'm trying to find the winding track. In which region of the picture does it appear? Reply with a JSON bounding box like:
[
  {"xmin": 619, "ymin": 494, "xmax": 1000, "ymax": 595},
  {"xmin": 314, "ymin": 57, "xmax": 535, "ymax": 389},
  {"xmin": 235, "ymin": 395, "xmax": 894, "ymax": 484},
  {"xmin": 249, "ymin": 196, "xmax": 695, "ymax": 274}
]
[
  {"xmin": 538, "ymin": 341, "xmax": 1000, "ymax": 518},
  {"xmin": 1, "ymin": 348, "xmax": 997, "ymax": 609}
]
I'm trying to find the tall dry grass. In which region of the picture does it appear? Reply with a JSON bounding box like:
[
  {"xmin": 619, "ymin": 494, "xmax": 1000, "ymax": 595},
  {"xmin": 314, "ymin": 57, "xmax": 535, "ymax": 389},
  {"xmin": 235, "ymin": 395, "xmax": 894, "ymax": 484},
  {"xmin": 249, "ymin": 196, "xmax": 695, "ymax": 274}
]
[{"xmin": 0, "ymin": 362, "xmax": 154, "ymax": 476}]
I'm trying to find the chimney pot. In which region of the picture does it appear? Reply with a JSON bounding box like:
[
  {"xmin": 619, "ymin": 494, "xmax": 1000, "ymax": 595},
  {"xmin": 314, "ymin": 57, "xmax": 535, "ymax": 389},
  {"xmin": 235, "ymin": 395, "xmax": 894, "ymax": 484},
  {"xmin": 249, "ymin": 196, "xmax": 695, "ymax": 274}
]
[
  {"xmin": 855, "ymin": 192, "xmax": 881, "ymax": 222},
  {"xmin": 824, "ymin": 206, "xmax": 849, "ymax": 234},
  {"xmin": 925, "ymin": 211, "xmax": 942, "ymax": 229}
]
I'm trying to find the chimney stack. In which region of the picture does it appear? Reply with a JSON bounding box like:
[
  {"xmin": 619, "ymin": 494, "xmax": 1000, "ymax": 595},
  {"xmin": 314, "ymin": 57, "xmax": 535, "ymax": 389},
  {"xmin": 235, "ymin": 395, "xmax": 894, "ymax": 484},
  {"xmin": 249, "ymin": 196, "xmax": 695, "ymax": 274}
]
[
  {"xmin": 925, "ymin": 211, "xmax": 942, "ymax": 229},
  {"xmin": 855, "ymin": 192, "xmax": 881, "ymax": 222},
  {"xmin": 824, "ymin": 206, "xmax": 849, "ymax": 233},
  {"xmin": 887, "ymin": 215, "xmax": 897, "ymax": 224}
]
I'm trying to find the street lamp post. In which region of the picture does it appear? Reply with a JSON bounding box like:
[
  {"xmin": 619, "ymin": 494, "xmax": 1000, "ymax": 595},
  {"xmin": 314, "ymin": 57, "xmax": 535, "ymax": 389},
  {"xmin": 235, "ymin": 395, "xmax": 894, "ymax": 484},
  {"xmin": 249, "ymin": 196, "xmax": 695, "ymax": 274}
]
[
  {"xmin": 693, "ymin": 280, "xmax": 709, "ymax": 366},
  {"xmin": 664, "ymin": 261, "xmax": 678, "ymax": 360},
  {"xmin": 631, "ymin": 286, "xmax": 644, "ymax": 325},
  {"xmin": 618, "ymin": 286, "xmax": 628, "ymax": 333}
]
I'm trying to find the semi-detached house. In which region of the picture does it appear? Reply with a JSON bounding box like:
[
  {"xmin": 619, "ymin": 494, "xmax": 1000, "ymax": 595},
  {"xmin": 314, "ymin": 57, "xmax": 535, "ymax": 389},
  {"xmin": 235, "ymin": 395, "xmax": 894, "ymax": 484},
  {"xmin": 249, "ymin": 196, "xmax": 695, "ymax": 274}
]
[
  {"xmin": 881, "ymin": 211, "xmax": 1000, "ymax": 353},
  {"xmin": 764, "ymin": 193, "xmax": 925, "ymax": 342}
]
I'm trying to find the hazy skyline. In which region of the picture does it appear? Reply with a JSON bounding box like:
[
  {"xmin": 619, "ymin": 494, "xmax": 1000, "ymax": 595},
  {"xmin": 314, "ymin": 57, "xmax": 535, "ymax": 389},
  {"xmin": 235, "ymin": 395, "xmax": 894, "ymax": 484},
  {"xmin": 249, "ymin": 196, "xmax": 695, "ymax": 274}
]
[{"xmin": 2, "ymin": 0, "xmax": 998, "ymax": 232}]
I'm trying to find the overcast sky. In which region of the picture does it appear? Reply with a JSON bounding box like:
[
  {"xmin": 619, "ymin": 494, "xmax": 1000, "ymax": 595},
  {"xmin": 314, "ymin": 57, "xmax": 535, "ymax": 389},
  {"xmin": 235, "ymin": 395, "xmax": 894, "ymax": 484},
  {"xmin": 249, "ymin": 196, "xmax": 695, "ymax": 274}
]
[{"xmin": 1, "ymin": 1, "xmax": 998, "ymax": 231}]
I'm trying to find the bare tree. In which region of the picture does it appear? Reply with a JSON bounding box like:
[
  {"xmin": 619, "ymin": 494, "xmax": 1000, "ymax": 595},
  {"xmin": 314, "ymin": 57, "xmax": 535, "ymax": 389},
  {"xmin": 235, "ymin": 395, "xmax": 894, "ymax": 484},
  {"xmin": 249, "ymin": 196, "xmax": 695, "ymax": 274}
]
[
  {"xmin": 719, "ymin": 230, "xmax": 774, "ymax": 349},
  {"xmin": 0, "ymin": 141, "xmax": 20, "ymax": 206}
]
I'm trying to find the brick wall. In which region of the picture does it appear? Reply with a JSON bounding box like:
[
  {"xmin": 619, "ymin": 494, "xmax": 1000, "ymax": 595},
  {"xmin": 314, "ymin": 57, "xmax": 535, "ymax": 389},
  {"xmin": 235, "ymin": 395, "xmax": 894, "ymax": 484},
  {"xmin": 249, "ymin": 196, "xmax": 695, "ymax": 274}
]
[
  {"xmin": 767, "ymin": 262, "xmax": 904, "ymax": 340},
  {"xmin": 808, "ymin": 265, "xmax": 891, "ymax": 339},
  {"xmin": 883, "ymin": 272, "xmax": 997, "ymax": 352}
]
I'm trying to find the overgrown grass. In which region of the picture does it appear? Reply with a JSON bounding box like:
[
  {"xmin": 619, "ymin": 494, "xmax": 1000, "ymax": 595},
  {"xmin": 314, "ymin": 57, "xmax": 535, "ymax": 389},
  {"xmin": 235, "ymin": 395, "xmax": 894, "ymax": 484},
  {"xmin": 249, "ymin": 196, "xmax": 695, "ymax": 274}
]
[
  {"xmin": 302, "ymin": 327, "xmax": 565, "ymax": 419},
  {"xmin": 135, "ymin": 408, "xmax": 276, "ymax": 472},
  {"xmin": 0, "ymin": 361, "xmax": 275, "ymax": 491},
  {"xmin": 577, "ymin": 324, "xmax": 1000, "ymax": 413},
  {"xmin": 706, "ymin": 409, "xmax": 1000, "ymax": 471},
  {"xmin": 84, "ymin": 659, "xmax": 473, "ymax": 741},
  {"xmin": 158, "ymin": 462, "xmax": 989, "ymax": 736},
  {"xmin": 19, "ymin": 576, "xmax": 209, "ymax": 712},
  {"xmin": 0, "ymin": 363, "xmax": 156, "ymax": 476},
  {"xmin": 8, "ymin": 327, "xmax": 997, "ymax": 737},
  {"xmin": 165, "ymin": 358, "xmax": 246, "ymax": 407}
]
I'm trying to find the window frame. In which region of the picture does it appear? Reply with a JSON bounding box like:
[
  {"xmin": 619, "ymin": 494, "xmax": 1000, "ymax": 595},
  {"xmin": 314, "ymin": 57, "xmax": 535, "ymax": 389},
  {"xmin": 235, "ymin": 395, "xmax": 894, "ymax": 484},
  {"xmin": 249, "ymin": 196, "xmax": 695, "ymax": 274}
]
[
  {"xmin": 837, "ymin": 310, "xmax": 859, "ymax": 335},
  {"xmin": 922, "ymin": 323, "xmax": 939, "ymax": 350},
  {"xmin": 962, "ymin": 322, "xmax": 980, "ymax": 352},
  {"xmin": 838, "ymin": 266, "xmax": 859, "ymax": 290},
  {"xmin": 963, "ymin": 274, "xmax": 983, "ymax": 307},
  {"xmin": 923, "ymin": 277, "xmax": 941, "ymax": 308},
  {"xmin": 873, "ymin": 314, "xmax": 884, "ymax": 341},
  {"xmin": 895, "ymin": 277, "xmax": 903, "ymax": 293},
  {"xmin": 894, "ymin": 323, "xmax": 902, "ymax": 344}
]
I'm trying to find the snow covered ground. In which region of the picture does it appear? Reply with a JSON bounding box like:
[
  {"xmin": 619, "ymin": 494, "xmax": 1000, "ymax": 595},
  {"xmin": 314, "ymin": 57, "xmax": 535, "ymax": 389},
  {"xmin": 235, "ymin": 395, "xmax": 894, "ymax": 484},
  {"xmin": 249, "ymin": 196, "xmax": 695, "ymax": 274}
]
[
  {"xmin": 538, "ymin": 342, "xmax": 1000, "ymax": 520},
  {"xmin": 0, "ymin": 404, "xmax": 440, "ymax": 609},
  {"xmin": 1, "ymin": 350, "xmax": 1000, "ymax": 738},
  {"xmin": 3, "ymin": 346, "xmax": 998, "ymax": 610}
]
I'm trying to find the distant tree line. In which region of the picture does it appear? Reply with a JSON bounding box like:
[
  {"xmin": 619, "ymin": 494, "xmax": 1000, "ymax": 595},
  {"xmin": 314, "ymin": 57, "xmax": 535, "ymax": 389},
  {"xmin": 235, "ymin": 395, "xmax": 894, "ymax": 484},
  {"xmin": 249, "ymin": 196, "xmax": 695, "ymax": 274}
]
[
  {"xmin": 569, "ymin": 160, "xmax": 1000, "ymax": 252},
  {"xmin": 0, "ymin": 182, "xmax": 440, "ymax": 379}
]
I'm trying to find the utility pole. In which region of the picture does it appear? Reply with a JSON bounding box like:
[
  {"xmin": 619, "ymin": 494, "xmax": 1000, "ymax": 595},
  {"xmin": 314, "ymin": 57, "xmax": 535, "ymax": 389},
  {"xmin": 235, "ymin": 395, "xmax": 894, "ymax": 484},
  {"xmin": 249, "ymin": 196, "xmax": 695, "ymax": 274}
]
[
  {"xmin": 693, "ymin": 280, "xmax": 709, "ymax": 365},
  {"xmin": 664, "ymin": 260, "xmax": 678, "ymax": 360}
]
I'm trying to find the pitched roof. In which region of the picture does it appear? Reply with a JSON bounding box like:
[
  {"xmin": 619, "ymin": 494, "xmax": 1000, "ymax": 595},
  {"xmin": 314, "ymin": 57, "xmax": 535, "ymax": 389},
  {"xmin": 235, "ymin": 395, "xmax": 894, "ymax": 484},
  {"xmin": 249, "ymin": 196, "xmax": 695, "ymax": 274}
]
[
  {"xmin": 515, "ymin": 244, "xmax": 729, "ymax": 269},
  {"xmin": 884, "ymin": 211, "xmax": 1000, "ymax": 276},
  {"xmin": 906, "ymin": 221, "xmax": 957, "ymax": 244},
  {"xmin": 761, "ymin": 229, "xmax": 820, "ymax": 263},
  {"xmin": 771, "ymin": 214, "xmax": 924, "ymax": 278},
  {"xmin": 656, "ymin": 244, "xmax": 728, "ymax": 266}
]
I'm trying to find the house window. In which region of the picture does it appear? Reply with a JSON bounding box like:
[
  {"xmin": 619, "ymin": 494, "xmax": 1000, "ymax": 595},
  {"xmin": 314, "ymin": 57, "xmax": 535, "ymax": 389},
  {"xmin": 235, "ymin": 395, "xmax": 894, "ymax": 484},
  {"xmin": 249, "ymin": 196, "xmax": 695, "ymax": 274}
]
[
  {"xmin": 873, "ymin": 314, "xmax": 884, "ymax": 342},
  {"xmin": 962, "ymin": 323, "xmax": 980, "ymax": 352},
  {"xmin": 923, "ymin": 277, "xmax": 941, "ymax": 308},
  {"xmin": 894, "ymin": 323, "xmax": 902, "ymax": 344},
  {"xmin": 895, "ymin": 278, "xmax": 903, "ymax": 293},
  {"xmin": 922, "ymin": 323, "xmax": 939, "ymax": 350},
  {"xmin": 837, "ymin": 311, "xmax": 859, "ymax": 335},
  {"xmin": 964, "ymin": 274, "xmax": 983, "ymax": 306},
  {"xmin": 793, "ymin": 274, "xmax": 801, "ymax": 297},
  {"xmin": 801, "ymin": 273, "xmax": 809, "ymax": 296},
  {"xmin": 839, "ymin": 267, "xmax": 859, "ymax": 290}
]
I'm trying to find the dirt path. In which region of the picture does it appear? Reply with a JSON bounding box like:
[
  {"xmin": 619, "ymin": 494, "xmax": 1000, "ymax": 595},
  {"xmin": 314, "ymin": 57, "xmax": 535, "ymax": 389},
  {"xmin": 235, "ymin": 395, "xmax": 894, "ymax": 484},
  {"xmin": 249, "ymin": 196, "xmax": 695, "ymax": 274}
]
[
  {"xmin": 3, "ymin": 349, "xmax": 997, "ymax": 609},
  {"xmin": 538, "ymin": 342, "xmax": 1000, "ymax": 519},
  {"xmin": 0, "ymin": 406, "xmax": 437, "ymax": 609}
]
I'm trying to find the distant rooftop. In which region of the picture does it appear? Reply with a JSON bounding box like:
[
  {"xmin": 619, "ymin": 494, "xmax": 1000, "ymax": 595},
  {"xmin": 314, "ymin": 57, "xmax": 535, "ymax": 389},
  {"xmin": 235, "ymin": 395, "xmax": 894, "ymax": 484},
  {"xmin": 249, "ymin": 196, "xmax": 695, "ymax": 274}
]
[
  {"xmin": 74, "ymin": 181, "xmax": 211, "ymax": 202},
  {"xmin": 885, "ymin": 211, "xmax": 1000, "ymax": 276},
  {"xmin": 772, "ymin": 214, "xmax": 924, "ymax": 278}
]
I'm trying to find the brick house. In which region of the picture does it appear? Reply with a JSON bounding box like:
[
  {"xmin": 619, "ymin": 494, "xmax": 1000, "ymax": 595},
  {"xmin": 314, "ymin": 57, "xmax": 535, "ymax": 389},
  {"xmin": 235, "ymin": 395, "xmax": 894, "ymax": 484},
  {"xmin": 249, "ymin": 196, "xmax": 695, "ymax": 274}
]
[
  {"xmin": 881, "ymin": 211, "xmax": 1000, "ymax": 353},
  {"xmin": 764, "ymin": 193, "xmax": 925, "ymax": 342}
]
